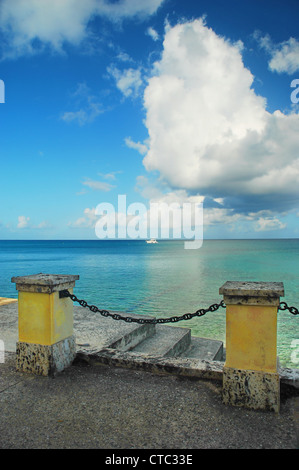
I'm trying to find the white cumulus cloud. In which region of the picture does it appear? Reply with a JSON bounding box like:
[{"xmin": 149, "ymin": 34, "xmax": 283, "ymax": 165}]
[{"xmin": 139, "ymin": 19, "xmax": 299, "ymax": 214}]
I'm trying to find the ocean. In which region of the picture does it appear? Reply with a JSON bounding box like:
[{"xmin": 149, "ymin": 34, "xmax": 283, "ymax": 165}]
[{"xmin": 0, "ymin": 239, "xmax": 298, "ymax": 368}]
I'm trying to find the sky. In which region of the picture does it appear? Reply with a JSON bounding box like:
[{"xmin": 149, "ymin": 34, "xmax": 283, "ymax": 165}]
[{"xmin": 0, "ymin": 0, "xmax": 299, "ymax": 240}]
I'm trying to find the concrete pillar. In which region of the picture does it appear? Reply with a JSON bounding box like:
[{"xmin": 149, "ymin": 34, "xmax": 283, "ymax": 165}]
[
  {"xmin": 11, "ymin": 274, "xmax": 79, "ymax": 376},
  {"xmin": 219, "ymin": 281, "xmax": 284, "ymax": 413}
]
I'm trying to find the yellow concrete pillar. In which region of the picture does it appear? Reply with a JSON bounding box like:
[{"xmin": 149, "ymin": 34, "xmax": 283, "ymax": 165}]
[
  {"xmin": 219, "ymin": 281, "xmax": 284, "ymax": 413},
  {"xmin": 11, "ymin": 273, "xmax": 79, "ymax": 376}
]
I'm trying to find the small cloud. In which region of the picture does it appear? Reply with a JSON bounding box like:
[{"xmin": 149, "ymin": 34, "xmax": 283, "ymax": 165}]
[
  {"xmin": 61, "ymin": 83, "xmax": 104, "ymax": 126},
  {"xmin": 255, "ymin": 217, "xmax": 286, "ymax": 232},
  {"xmin": 269, "ymin": 38, "xmax": 299, "ymax": 74},
  {"xmin": 125, "ymin": 137, "xmax": 148, "ymax": 155},
  {"xmin": 61, "ymin": 109, "xmax": 89, "ymax": 126},
  {"xmin": 69, "ymin": 207, "xmax": 97, "ymax": 228},
  {"xmin": 61, "ymin": 102, "xmax": 103, "ymax": 126},
  {"xmin": 76, "ymin": 188, "xmax": 88, "ymax": 196},
  {"xmin": 36, "ymin": 221, "xmax": 52, "ymax": 229},
  {"xmin": 146, "ymin": 27, "xmax": 159, "ymax": 41},
  {"xmin": 17, "ymin": 215, "xmax": 30, "ymax": 229},
  {"xmin": 83, "ymin": 178, "xmax": 115, "ymax": 192},
  {"xmin": 253, "ymin": 30, "xmax": 272, "ymax": 52},
  {"xmin": 203, "ymin": 208, "xmax": 241, "ymax": 227},
  {"xmin": 98, "ymin": 171, "xmax": 121, "ymax": 181},
  {"xmin": 17, "ymin": 216, "xmax": 52, "ymax": 230},
  {"xmin": 213, "ymin": 198, "xmax": 225, "ymax": 206},
  {"xmin": 255, "ymin": 32, "xmax": 299, "ymax": 74},
  {"xmin": 116, "ymin": 51, "xmax": 133, "ymax": 63},
  {"xmin": 107, "ymin": 65, "xmax": 144, "ymax": 98}
]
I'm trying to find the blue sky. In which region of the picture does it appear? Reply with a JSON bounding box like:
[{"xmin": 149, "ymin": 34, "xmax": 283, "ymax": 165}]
[{"xmin": 0, "ymin": 0, "xmax": 299, "ymax": 239}]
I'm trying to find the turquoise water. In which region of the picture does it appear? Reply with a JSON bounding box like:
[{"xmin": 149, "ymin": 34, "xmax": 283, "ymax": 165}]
[{"xmin": 0, "ymin": 239, "xmax": 298, "ymax": 367}]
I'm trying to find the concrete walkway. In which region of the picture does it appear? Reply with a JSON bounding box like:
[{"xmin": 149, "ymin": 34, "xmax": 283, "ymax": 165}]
[{"xmin": 0, "ymin": 352, "xmax": 298, "ymax": 449}]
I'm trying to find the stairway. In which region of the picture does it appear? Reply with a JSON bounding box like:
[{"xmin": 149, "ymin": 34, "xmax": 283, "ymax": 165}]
[
  {"xmin": 73, "ymin": 305, "xmax": 224, "ymax": 362},
  {"xmin": 130, "ymin": 324, "xmax": 223, "ymax": 361}
]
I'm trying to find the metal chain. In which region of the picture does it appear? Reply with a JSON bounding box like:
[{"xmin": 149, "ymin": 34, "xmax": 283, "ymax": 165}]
[
  {"xmin": 59, "ymin": 289, "xmax": 226, "ymax": 324},
  {"xmin": 278, "ymin": 302, "xmax": 299, "ymax": 315},
  {"xmin": 60, "ymin": 289, "xmax": 299, "ymax": 322}
]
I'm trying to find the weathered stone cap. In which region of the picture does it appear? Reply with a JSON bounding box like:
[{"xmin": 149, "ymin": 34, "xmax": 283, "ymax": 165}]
[
  {"xmin": 11, "ymin": 273, "xmax": 79, "ymax": 294},
  {"xmin": 219, "ymin": 281, "xmax": 284, "ymax": 306}
]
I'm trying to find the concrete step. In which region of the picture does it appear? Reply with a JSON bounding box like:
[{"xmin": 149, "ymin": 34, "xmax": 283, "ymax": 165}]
[
  {"xmin": 73, "ymin": 306, "xmax": 156, "ymax": 354},
  {"xmin": 181, "ymin": 336, "xmax": 224, "ymax": 361},
  {"xmin": 131, "ymin": 325, "xmax": 191, "ymax": 357}
]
